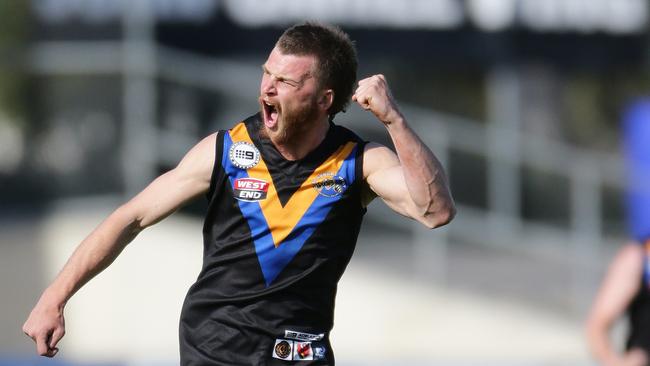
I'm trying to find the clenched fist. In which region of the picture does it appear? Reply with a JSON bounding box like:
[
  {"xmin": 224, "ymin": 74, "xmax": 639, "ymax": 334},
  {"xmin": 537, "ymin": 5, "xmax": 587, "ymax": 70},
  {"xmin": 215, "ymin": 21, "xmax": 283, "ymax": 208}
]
[
  {"xmin": 352, "ymin": 74, "xmax": 403, "ymax": 125},
  {"xmin": 23, "ymin": 298, "xmax": 65, "ymax": 358}
]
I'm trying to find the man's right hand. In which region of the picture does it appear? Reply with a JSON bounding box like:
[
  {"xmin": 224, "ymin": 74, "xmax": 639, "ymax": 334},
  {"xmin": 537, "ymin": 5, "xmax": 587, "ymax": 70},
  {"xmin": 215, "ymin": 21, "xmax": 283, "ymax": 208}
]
[{"xmin": 22, "ymin": 298, "xmax": 65, "ymax": 357}]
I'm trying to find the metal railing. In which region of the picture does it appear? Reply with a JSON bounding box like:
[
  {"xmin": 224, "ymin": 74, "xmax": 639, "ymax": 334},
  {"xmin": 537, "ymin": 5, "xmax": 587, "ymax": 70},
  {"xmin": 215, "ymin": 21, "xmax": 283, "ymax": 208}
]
[{"xmin": 29, "ymin": 39, "xmax": 626, "ymax": 316}]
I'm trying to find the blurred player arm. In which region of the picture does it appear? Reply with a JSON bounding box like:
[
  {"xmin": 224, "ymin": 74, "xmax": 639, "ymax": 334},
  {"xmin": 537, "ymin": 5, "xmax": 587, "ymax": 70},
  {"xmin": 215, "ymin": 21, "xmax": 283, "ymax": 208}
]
[
  {"xmin": 354, "ymin": 74, "xmax": 455, "ymax": 229},
  {"xmin": 585, "ymin": 242, "xmax": 648, "ymax": 366},
  {"xmin": 22, "ymin": 132, "xmax": 217, "ymax": 357}
]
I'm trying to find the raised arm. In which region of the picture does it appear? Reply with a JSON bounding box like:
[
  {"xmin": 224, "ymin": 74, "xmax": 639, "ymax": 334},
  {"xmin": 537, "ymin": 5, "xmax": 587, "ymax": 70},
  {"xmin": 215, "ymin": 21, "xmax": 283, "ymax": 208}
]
[
  {"xmin": 353, "ymin": 74, "xmax": 455, "ymax": 228},
  {"xmin": 585, "ymin": 242, "xmax": 647, "ymax": 366},
  {"xmin": 22, "ymin": 132, "xmax": 217, "ymax": 357}
]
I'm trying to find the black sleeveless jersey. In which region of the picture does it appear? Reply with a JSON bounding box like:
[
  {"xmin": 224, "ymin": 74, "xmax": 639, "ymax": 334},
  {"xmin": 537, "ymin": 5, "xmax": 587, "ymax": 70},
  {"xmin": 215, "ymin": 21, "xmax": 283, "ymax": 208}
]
[
  {"xmin": 626, "ymin": 242, "xmax": 650, "ymax": 359},
  {"xmin": 179, "ymin": 114, "xmax": 367, "ymax": 365}
]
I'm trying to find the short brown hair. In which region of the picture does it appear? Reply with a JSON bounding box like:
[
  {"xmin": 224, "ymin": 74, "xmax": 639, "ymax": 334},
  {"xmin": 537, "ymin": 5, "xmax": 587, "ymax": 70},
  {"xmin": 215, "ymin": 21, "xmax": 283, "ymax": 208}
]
[{"xmin": 276, "ymin": 22, "xmax": 358, "ymax": 119}]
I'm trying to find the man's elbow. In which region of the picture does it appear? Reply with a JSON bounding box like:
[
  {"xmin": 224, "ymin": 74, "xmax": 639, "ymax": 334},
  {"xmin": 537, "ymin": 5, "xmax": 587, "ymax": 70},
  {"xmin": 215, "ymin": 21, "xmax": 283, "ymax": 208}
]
[
  {"xmin": 113, "ymin": 204, "xmax": 147, "ymax": 238},
  {"xmin": 420, "ymin": 202, "xmax": 456, "ymax": 229}
]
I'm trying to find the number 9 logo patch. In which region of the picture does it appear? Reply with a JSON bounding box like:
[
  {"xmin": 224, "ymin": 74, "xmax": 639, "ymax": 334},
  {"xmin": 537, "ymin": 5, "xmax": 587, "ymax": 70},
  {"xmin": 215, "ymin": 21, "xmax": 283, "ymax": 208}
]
[{"xmin": 229, "ymin": 141, "xmax": 261, "ymax": 169}]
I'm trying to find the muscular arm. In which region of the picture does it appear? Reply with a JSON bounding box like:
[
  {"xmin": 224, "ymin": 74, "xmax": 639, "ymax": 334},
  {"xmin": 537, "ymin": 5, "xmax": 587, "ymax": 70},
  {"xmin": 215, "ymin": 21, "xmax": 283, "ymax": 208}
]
[
  {"xmin": 354, "ymin": 75, "xmax": 455, "ymax": 228},
  {"xmin": 22, "ymin": 132, "xmax": 217, "ymax": 357},
  {"xmin": 585, "ymin": 243, "xmax": 648, "ymax": 366}
]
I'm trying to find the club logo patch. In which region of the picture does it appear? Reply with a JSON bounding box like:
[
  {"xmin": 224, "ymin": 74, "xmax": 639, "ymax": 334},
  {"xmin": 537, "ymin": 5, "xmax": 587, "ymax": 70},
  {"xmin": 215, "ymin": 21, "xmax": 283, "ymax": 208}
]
[
  {"xmin": 312, "ymin": 172, "xmax": 347, "ymax": 197},
  {"xmin": 233, "ymin": 178, "xmax": 269, "ymax": 202},
  {"xmin": 229, "ymin": 141, "xmax": 260, "ymax": 169},
  {"xmin": 273, "ymin": 340, "xmax": 293, "ymax": 360}
]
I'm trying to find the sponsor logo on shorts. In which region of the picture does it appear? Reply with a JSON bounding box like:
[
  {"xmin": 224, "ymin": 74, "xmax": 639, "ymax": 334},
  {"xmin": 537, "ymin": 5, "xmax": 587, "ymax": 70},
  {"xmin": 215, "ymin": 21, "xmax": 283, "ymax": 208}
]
[
  {"xmin": 233, "ymin": 178, "xmax": 269, "ymax": 202},
  {"xmin": 284, "ymin": 330, "xmax": 324, "ymax": 342},
  {"xmin": 294, "ymin": 342, "xmax": 313, "ymax": 360},
  {"xmin": 312, "ymin": 344, "xmax": 326, "ymax": 360},
  {"xmin": 272, "ymin": 339, "xmax": 327, "ymax": 361},
  {"xmin": 229, "ymin": 141, "xmax": 260, "ymax": 169},
  {"xmin": 312, "ymin": 172, "xmax": 347, "ymax": 197},
  {"xmin": 273, "ymin": 340, "xmax": 292, "ymax": 360}
]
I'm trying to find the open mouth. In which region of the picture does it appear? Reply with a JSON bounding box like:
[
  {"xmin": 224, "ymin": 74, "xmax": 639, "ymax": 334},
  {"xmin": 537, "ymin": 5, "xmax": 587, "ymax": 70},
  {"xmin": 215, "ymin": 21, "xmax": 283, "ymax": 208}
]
[{"xmin": 262, "ymin": 100, "xmax": 279, "ymax": 129}]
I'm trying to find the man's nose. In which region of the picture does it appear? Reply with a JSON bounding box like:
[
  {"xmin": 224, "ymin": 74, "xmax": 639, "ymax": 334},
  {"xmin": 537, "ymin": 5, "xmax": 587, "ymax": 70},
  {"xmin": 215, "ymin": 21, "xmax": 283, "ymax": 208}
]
[{"xmin": 261, "ymin": 75, "xmax": 276, "ymax": 95}]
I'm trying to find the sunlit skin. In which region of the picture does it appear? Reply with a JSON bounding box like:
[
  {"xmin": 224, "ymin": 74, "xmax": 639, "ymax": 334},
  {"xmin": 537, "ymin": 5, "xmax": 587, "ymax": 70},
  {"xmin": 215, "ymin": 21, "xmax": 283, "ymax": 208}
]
[
  {"xmin": 259, "ymin": 46, "xmax": 333, "ymax": 160},
  {"xmin": 586, "ymin": 242, "xmax": 649, "ymax": 366}
]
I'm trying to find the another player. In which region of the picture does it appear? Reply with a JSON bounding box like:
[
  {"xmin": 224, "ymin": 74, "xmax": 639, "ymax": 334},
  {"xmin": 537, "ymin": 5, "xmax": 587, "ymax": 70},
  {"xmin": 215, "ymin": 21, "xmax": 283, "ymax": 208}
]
[{"xmin": 586, "ymin": 241, "xmax": 650, "ymax": 366}]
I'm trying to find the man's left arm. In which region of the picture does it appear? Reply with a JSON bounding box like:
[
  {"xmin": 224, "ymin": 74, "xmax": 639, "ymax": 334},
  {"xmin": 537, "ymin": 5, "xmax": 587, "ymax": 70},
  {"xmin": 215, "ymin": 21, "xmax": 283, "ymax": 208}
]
[{"xmin": 353, "ymin": 74, "xmax": 455, "ymax": 228}]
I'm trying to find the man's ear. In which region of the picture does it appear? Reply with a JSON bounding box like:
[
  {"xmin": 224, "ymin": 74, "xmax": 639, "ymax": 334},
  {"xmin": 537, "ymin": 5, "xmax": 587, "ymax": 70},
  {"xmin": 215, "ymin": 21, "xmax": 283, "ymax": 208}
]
[{"xmin": 319, "ymin": 89, "xmax": 334, "ymax": 111}]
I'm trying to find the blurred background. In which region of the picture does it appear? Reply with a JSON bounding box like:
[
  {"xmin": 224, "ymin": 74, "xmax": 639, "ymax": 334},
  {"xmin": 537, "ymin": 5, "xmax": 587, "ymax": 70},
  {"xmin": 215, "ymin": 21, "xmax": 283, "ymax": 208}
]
[{"xmin": 1, "ymin": 0, "xmax": 649, "ymax": 365}]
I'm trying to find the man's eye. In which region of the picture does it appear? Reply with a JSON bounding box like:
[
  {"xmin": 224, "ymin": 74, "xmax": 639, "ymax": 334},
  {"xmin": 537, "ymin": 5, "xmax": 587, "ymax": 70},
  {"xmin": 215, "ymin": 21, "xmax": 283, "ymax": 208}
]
[{"xmin": 281, "ymin": 79, "xmax": 297, "ymax": 87}]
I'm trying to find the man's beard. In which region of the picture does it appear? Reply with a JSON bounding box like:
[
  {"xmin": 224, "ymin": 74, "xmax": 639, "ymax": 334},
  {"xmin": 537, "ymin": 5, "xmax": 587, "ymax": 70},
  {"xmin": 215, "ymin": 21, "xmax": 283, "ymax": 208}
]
[{"xmin": 261, "ymin": 97, "xmax": 320, "ymax": 145}]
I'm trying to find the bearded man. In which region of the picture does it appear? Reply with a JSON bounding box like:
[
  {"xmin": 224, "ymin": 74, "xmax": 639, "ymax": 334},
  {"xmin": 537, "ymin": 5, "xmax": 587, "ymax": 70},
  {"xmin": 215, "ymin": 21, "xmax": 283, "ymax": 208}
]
[{"xmin": 23, "ymin": 22, "xmax": 455, "ymax": 365}]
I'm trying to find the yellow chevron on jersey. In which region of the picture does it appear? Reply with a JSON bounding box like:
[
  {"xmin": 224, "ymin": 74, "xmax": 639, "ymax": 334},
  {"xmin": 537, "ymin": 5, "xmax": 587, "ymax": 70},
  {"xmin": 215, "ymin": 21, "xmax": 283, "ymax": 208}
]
[
  {"xmin": 228, "ymin": 122, "xmax": 356, "ymax": 247},
  {"xmin": 223, "ymin": 121, "xmax": 359, "ymax": 286}
]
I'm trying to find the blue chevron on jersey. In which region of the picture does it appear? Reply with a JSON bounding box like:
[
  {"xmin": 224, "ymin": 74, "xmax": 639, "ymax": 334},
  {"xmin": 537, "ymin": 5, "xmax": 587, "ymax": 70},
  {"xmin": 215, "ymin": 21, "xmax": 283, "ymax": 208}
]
[{"xmin": 222, "ymin": 129, "xmax": 358, "ymax": 286}]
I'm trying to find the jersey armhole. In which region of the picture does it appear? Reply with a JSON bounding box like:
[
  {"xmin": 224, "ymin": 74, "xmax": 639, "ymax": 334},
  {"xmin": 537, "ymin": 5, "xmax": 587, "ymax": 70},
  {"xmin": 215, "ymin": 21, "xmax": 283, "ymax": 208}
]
[
  {"xmin": 356, "ymin": 140, "xmax": 371, "ymax": 210},
  {"xmin": 206, "ymin": 130, "xmax": 226, "ymax": 201}
]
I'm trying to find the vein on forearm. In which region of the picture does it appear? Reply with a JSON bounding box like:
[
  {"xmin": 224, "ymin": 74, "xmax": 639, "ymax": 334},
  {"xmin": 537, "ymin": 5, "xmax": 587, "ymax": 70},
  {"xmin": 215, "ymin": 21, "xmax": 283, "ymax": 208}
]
[{"xmin": 389, "ymin": 121, "xmax": 451, "ymax": 216}]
